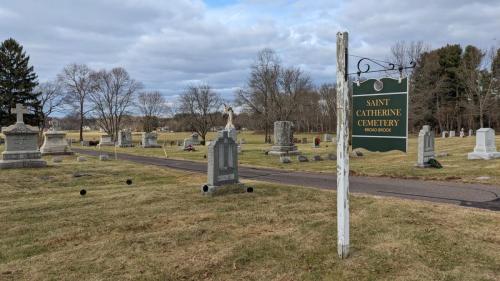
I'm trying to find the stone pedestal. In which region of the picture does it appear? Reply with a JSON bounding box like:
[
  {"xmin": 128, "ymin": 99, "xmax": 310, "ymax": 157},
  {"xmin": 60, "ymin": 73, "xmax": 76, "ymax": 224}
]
[
  {"xmin": 468, "ymin": 128, "xmax": 500, "ymax": 160},
  {"xmin": 40, "ymin": 130, "xmax": 73, "ymax": 155},
  {"xmin": 0, "ymin": 104, "xmax": 47, "ymax": 169},
  {"xmin": 268, "ymin": 121, "xmax": 300, "ymax": 156},
  {"xmin": 416, "ymin": 125, "xmax": 435, "ymax": 168},
  {"xmin": 142, "ymin": 132, "xmax": 161, "ymax": 148},
  {"xmin": 116, "ymin": 130, "xmax": 133, "ymax": 147}
]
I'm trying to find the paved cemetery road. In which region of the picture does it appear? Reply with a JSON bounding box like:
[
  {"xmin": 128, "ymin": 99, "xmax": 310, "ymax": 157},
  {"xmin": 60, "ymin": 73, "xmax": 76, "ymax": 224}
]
[{"xmin": 73, "ymin": 148, "xmax": 500, "ymax": 211}]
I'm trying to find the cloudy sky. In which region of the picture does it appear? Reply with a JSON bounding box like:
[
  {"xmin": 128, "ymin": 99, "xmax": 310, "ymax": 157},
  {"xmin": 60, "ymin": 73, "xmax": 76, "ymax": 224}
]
[{"xmin": 1, "ymin": 0, "xmax": 499, "ymax": 104}]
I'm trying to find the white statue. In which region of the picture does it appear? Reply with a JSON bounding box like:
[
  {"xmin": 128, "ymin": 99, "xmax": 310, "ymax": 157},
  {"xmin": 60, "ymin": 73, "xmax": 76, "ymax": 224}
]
[{"xmin": 224, "ymin": 104, "xmax": 235, "ymax": 130}]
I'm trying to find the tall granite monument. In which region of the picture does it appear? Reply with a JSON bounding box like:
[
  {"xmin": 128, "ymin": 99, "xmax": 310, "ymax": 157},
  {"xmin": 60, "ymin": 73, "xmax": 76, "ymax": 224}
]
[
  {"xmin": 0, "ymin": 104, "xmax": 47, "ymax": 169},
  {"xmin": 201, "ymin": 130, "xmax": 246, "ymax": 195},
  {"xmin": 416, "ymin": 125, "xmax": 435, "ymax": 168},
  {"xmin": 268, "ymin": 121, "xmax": 300, "ymax": 156}
]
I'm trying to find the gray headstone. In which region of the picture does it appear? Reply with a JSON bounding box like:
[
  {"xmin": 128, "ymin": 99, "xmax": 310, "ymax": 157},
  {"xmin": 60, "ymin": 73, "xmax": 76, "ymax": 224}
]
[
  {"xmin": 77, "ymin": 156, "xmax": 87, "ymax": 162},
  {"xmin": 441, "ymin": 131, "xmax": 448, "ymax": 138},
  {"xmin": 268, "ymin": 121, "xmax": 300, "ymax": 156},
  {"xmin": 467, "ymin": 128, "xmax": 500, "ymax": 160},
  {"xmin": 323, "ymin": 134, "xmax": 333, "ymax": 142},
  {"xmin": 116, "ymin": 130, "xmax": 134, "ymax": 147},
  {"xmin": 99, "ymin": 154, "xmax": 110, "ymax": 161},
  {"xmin": 468, "ymin": 129, "xmax": 473, "ymax": 137},
  {"xmin": 0, "ymin": 104, "xmax": 47, "ymax": 169},
  {"xmin": 449, "ymin": 131, "xmax": 456, "ymax": 137},
  {"xmin": 328, "ymin": 153, "xmax": 337, "ymax": 161},
  {"xmin": 297, "ymin": 155, "xmax": 309, "ymax": 162},
  {"xmin": 204, "ymin": 130, "xmax": 241, "ymax": 194},
  {"xmin": 416, "ymin": 125, "xmax": 435, "ymax": 167},
  {"xmin": 142, "ymin": 132, "xmax": 161, "ymax": 148},
  {"xmin": 302, "ymin": 137, "xmax": 307, "ymax": 144},
  {"xmin": 280, "ymin": 155, "xmax": 291, "ymax": 163},
  {"xmin": 313, "ymin": 155, "xmax": 323, "ymax": 161}
]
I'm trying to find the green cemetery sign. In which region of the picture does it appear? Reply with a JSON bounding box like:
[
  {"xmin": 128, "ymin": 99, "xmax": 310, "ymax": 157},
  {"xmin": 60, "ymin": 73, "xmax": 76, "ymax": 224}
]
[{"xmin": 352, "ymin": 77, "xmax": 408, "ymax": 152}]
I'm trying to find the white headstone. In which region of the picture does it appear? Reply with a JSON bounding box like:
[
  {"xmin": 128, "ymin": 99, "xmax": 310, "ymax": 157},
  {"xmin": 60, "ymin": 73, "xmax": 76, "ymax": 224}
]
[
  {"xmin": 460, "ymin": 128, "xmax": 465, "ymax": 138},
  {"xmin": 442, "ymin": 131, "xmax": 448, "ymax": 138},
  {"xmin": 467, "ymin": 128, "xmax": 500, "ymax": 160},
  {"xmin": 40, "ymin": 130, "xmax": 73, "ymax": 155},
  {"xmin": 449, "ymin": 131, "xmax": 456, "ymax": 137}
]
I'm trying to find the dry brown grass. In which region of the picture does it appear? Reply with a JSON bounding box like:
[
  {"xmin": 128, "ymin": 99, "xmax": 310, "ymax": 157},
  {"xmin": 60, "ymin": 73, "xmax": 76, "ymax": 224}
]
[{"xmin": 0, "ymin": 155, "xmax": 499, "ymax": 280}]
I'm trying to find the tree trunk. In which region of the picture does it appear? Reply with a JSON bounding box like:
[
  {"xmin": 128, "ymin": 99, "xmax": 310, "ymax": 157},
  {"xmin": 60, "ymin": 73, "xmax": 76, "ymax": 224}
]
[{"xmin": 79, "ymin": 102, "xmax": 84, "ymax": 142}]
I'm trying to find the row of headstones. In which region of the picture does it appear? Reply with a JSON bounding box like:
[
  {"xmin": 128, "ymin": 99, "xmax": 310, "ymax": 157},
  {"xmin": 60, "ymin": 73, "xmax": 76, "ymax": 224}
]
[
  {"xmin": 418, "ymin": 126, "xmax": 500, "ymax": 167},
  {"xmin": 90, "ymin": 131, "xmax": 163, "ymax": 148},
  {"xmin": 441, "ymin": 128, "xmax": 474, "ymax": 138}
]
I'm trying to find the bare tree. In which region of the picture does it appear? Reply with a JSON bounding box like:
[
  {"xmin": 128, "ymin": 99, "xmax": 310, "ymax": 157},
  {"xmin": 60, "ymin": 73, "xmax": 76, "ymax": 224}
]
[
  {"xmin": 179, "ymin": 84, "xmax": 222, "ymax": 143},
  {"xmin": 89, "ymin": 67, "xmax": 142, "ymax": 140},
  {"xmin": 237, "ymin": 48, "xmax": 280, "ymax": 143},
  {"xmin": 458, "ymin": 46, "xmax": 496, "ymax": 128},
  {"xmin": 36, "ymin": 80, "xmax": 65, "ymax": 131},
  {"xmin": 272, "ymin": 67, "xmax": 312, "ymax": 121},
  {"xmin": 137, "ymin": 91, "xmax": 169, "ymax": 132},
  {"xmin": 390, "ymin": 40, "xmax": 428, "ymax": 77},
  {"xmin": 57, "ymin": 64, "xmax": 94, "ymax": 141},
  {"xmin": 318, "ymin": 83, "xmax": 337, "ymax": 132}
]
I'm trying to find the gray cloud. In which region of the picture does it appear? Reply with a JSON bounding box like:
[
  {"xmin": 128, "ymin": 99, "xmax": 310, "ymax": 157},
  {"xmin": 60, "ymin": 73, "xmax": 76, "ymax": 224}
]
[{"xmin": 1, "ymin": 0, "xmax": 499, "ymax": 106}]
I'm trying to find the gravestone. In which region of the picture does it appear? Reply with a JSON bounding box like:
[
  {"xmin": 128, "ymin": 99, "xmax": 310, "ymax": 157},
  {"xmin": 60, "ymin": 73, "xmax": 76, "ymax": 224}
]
[
  {"xmin": 416, "ymin": 125, "xmax": 435, "ymax": 168},
  {"xmin": 302, "ymin": 137, "xmax": 308, "ymax": 144},
  {"xmin": 142, "ymin": 132, "xmax": 161, "ymax": 148},
  {"xmin": 98, "ymin": 134, "xmax": 114, "ymax": 147},
  {"xmin": 467, "ymin": 128, "xmax": 500, "ymax": 160},
  {"xmin": 0, "ymin": 104, "xmax": 47, "ymax": 169},
  {"xmin": 280, "ymin": 155, "xmax": 291, "ymax": 163},
  {"xmin": 324, "ymin": 134, "xmax": 333, "ymax": 142},
  {"xmin": 268, "ymin": 121, "xmax": 300, "ymax": 156},
  {"xmin": 468, "ymin": 129, "xmax": 473, "ymax": 137},
  {"xmin": 116, "ymin": 130, "xmax": 134, "ymax": 147},
  {"xmin": 40, "ymin": 121, "xmax": 73, "ymax": 155},
  {"xmin": 460, "ymin": 128, "xmax": 465, "ymax": 138},
  {"xmin": 313, "ymin": 155, "xmax": 323, "ymax": 161},
  {"xmin": 191, "ymin": 133, "xmax": 201, "ymax": 145},
  {"xmin": 297, "ymin": 155, "xmax": 309, "ymax": 162},
  {"xmin": 449, "ymin": 131, "xmax": 456, "ymax": 137},
  {"xmin": 202, "ymin": 130, "xmax": 245, "ymax": 195},
  {"xmin": 442, "ymin": 131, "xmax": 448, "ymax": 138},
  {"xmin": 40, "ymin": 131, "xmax": 73, "ymax": 155}
]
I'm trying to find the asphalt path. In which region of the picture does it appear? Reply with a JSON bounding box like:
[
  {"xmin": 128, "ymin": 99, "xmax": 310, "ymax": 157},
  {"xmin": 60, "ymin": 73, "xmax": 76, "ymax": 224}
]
[{"xmin": 74, "ymin": 148, "xmax": 500, "ymax": 211}]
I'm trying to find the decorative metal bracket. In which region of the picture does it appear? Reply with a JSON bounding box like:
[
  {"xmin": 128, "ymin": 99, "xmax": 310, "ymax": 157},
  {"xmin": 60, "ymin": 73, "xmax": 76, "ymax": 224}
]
[{"xmin": 348, "ymin": 56, "xmax": 416, "ymax": 78}]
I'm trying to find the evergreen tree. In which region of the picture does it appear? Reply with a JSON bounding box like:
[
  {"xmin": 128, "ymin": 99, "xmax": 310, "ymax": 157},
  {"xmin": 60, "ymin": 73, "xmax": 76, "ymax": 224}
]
[{"xmin": 0, "ymin": 38, "xmax": 40, "ymax": 127}]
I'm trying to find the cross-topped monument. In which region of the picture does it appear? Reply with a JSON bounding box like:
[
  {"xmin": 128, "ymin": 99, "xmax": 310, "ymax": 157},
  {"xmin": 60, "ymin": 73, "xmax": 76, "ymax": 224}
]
[{"xmin": 12, "ymin": 103, "xmax": 28, "ymax": 123}]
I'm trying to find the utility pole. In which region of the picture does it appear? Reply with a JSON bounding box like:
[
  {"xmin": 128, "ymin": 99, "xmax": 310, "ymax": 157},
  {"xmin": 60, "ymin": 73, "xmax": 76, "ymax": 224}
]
[{"xmin": 336, "ymin": 31, "xmax": 350, "ymax": 259}]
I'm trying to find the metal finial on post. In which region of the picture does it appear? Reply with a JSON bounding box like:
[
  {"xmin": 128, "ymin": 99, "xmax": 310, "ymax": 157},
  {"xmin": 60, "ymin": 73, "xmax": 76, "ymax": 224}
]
[{"xmin": 336, "ymin": 31, "xmax": 350, "ymax": 259}]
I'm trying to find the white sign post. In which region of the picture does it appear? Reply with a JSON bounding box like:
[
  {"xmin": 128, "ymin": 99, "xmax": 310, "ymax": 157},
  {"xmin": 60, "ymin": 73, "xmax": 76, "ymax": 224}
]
[{"xmin": 336, "ymin": 31, "xmax": 350, "ymax": 259}]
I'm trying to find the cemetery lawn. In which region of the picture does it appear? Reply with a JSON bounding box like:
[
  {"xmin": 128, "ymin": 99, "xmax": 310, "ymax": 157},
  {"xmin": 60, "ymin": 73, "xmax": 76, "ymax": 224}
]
[
  {"xmin": 72, "ymin": 131, "xmax": 500, "ymax": 186},
  {"xmin": 0, "ymin": 153, "xmax": 499, "ymax": 281}
]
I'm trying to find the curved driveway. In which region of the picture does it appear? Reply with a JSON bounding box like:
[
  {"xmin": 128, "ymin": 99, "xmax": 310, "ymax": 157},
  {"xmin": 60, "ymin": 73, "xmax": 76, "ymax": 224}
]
[{"xmin": 74, "ymin": 148, "xmax": 500, "ymax": 211}]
